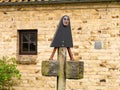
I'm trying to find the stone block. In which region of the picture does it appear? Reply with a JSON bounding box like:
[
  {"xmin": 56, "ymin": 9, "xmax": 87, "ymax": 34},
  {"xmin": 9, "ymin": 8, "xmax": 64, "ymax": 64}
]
[
  {"xmin": 42, "ymin": 60, "xmax": 84, "ymax": 79},
  {"xmin": 0, "ymin": 0, "xmax": 3, "ymax": 2},
  {"xmin": 66, "ymin": 61, "xmax": 84, "ymax": 79},
  {"xmin": 94, "ymin": 41, "xmax": 102, "ymax": 49},
  {"xmin": 42, "ymin": 60, "xmax": 59, "ymax": 76}
]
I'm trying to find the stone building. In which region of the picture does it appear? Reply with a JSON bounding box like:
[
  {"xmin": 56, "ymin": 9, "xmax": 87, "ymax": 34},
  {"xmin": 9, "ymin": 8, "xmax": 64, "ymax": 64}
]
[{"xmin": 0, "ymin": 0, "xmax": 120, "ymax": 90}]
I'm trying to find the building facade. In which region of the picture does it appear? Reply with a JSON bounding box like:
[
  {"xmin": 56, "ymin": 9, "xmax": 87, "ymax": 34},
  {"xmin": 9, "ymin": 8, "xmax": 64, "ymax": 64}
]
[{"xmin": 0, "ymin": 0, "xmax": 120, "ymax": 90}]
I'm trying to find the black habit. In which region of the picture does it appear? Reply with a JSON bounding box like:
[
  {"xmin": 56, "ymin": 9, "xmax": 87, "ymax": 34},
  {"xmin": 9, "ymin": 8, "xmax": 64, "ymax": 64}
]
[{"xmin": 50, "ymin": 15, "xmax": 73, "ymax": 47}]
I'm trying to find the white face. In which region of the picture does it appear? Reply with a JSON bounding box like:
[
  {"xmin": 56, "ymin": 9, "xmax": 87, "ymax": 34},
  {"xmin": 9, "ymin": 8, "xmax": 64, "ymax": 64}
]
[{"xmin": 62, "ymin": 16, "xmax": 69, "ymax": 26}]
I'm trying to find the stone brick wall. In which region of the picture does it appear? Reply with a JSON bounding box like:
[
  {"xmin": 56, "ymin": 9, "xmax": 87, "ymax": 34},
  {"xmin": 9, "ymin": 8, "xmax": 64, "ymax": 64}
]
[{"xmin": 0, "ymin": 2, "xmax": 120, "ymax": 90}]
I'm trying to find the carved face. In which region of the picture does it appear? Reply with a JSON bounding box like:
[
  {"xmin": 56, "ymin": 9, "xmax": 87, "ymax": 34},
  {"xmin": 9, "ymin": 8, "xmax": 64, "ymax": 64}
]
[{"xmin": 62, "ymin": 16, "xmax": 70, "ymax": 26}]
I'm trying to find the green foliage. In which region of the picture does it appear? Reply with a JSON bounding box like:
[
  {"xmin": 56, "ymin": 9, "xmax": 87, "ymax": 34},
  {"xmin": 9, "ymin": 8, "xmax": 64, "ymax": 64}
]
[{"xmin": 0, "ymin": 56, "xmax": 21, "ymax": 90}]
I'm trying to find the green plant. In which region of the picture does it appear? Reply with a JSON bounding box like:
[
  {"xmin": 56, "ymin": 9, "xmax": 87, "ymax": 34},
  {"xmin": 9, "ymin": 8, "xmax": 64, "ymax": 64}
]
[{"xmin": 0, "ymin": 56, "xmax": 21, "ymax": 90}]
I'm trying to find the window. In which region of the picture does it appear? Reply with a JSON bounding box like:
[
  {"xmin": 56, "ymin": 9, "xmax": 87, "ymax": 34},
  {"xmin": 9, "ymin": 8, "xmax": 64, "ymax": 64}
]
[{"xmin": 19, "ymin": 30, "xmax": 37, "ymax": 55}]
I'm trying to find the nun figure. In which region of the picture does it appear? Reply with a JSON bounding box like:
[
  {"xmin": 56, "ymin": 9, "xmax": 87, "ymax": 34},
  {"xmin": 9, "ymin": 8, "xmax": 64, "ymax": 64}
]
[{"xmin": 49, "ymin": 15, "xmax": 74, "ymax": 60}]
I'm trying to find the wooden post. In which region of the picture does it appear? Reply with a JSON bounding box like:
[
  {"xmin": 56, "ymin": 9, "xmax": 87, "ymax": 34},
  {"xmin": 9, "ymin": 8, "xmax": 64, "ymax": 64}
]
[{"xmin": 57, "ymin": 47, "xmax": 66, "ymax": 90}]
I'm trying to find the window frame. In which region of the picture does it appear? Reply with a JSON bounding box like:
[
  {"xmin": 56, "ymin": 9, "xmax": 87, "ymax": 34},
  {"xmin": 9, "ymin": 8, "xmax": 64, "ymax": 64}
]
[{"xmin": 18, "ymin": 29, "xmax": 38, "ymax": 55}]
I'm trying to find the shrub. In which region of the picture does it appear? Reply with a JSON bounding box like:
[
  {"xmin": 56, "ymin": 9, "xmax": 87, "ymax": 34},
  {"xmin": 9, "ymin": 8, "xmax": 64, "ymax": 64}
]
[{"xmin": 0, "ymin": 56, "xmax": 21, "ymax": 90}]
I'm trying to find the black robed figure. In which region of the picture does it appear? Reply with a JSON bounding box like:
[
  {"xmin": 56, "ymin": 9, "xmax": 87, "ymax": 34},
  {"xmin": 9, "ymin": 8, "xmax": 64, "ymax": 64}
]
[{"xmin": 49, "ymin": 15, "xmax": 74, "ymax": 60}]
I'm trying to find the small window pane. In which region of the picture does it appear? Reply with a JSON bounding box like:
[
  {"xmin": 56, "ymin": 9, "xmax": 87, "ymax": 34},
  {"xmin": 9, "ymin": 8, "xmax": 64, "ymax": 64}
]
[
  {"xmin": 23, "ymin": 43, "xmax": 28, "ymax": 51},
  {"xmin": 30, "ymin": 33, "xmax": 36, "ymax": 41},
  {"xmin": 23, "ymin": 33, "xmax": 29, "ymax": 42},
  {"xmin": 30, "ymin": 43, "xmax": 36, "ymax": 51}
]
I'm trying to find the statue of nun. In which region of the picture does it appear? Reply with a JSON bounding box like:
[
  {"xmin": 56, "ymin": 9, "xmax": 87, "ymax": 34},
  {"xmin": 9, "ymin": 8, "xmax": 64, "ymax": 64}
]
[{"xmin": 49, "ymin": 15, "xmax": 74, "ymax": 60}]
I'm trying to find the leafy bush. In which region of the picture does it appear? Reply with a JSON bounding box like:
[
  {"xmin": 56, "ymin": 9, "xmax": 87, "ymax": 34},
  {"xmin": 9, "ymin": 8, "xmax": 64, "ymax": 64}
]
[{"xmin": 0, "ymin": 56, "xmax": 21, "ymax": 90}]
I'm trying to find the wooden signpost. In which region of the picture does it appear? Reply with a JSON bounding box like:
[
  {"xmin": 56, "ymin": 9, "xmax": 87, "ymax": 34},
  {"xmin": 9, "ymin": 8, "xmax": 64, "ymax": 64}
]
[
  {"xmin": 42, "ymin": 48, "xmax": 84, "ymax": 90},
  {"xmin": 42, "ymin": 15, "xmax": 84, "ymax": 90},
  {"xmin": 57, "ymin": 48, "xmax": 66, "ymax": 90}
]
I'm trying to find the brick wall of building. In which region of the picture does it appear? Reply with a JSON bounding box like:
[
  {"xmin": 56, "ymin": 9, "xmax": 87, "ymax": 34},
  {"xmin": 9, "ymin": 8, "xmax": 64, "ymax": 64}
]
[{"xmin": 0, "ymin": 2, "xmax": 120, "ymax": 90}]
